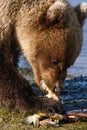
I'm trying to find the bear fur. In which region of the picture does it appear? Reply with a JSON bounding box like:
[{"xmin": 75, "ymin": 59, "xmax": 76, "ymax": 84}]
[{"xmin": 0, "ymin": 0, "xmax": 87, "ymax": 114}]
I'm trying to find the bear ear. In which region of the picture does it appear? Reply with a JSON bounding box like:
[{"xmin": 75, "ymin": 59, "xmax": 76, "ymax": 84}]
[
  {"xmin": 74, "ymin": 2, "xmax": 87, "ymax": 26},
  {"xmin": 46, "ymin": 1, "xmax": 69, "ymax": 27}
]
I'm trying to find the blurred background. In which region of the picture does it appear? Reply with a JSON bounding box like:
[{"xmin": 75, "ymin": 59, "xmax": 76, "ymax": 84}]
[
  {"xmin": 19, "ymin": 0, "xmax": 87, "ymax": 77},
  {"xmin": 67, "ymin": 0, "xmax": 87, "ymax": 76}
]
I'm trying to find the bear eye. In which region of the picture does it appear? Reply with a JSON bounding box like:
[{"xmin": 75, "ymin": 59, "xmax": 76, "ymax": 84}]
[
  {"xmin": 52, "ymin": 59, "xmax": 59, "ymax": 65},
  {"xmin": 53, "ymin": 18, "xmax": 60, "ymax": 24}
]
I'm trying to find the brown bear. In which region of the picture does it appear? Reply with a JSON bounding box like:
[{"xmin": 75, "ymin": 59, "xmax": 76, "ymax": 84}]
[{"xmin": 0, "ymin": 0, "xmax": 87, "ymax": 115}]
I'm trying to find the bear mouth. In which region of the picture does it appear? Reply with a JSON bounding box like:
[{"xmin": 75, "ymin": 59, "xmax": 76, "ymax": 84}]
[{"xmin": 40, "ymin": 80, "xmax": 59, "ymax": 101}]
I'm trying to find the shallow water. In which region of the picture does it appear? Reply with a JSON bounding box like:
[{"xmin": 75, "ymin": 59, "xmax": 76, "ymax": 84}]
[{"xmin": 62, "ymin": 76, "xmax": 87, "ymax": 112}]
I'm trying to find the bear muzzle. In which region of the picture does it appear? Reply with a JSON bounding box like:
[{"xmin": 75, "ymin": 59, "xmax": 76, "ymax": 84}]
[{"xmin": 40, "ymin": 80, "xmax": 63, "ymax": 101}]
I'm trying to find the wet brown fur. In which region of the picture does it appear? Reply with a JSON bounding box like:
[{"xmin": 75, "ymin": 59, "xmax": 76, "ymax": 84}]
[{"xmin": 0, "ymin": 0, "xmax": 87, "ymax": 113}]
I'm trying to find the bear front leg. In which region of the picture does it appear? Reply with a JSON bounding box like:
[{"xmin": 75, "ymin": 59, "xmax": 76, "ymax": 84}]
[
  {"xmin": 0, "ymin": 60, "xmax": 33, "ymax": 112},
  {"xmin": 0, "ymin": 60, "xmax": 63, "ymax": 115}
]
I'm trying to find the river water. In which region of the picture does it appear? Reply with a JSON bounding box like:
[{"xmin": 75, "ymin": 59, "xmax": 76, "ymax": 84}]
[
  {"xmin": 67, "ymin": 0, "xmax": 87, "ymax": 76},
  {"xmin": 19, "ymin": 0, "xmax": 87, "ymax": 77}
]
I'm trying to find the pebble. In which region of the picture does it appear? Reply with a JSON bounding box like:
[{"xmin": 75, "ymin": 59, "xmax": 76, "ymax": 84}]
[{"xmin": 0, "ymin": 118, "xmax": 3, "ymax": 123}]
